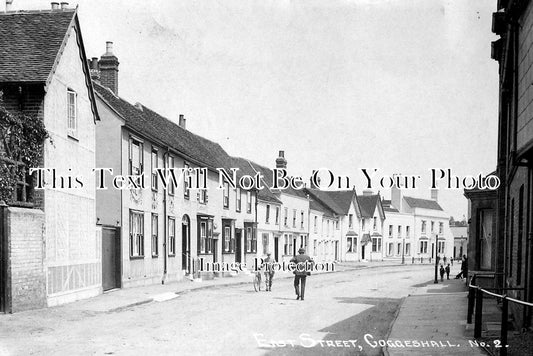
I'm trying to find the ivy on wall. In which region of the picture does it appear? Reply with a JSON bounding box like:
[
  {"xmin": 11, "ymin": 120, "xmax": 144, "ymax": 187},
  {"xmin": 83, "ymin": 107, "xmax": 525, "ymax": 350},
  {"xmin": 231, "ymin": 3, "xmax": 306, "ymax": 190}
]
[{"xmin": 0, "ymin": 91, "xmax": 48, "ymax": 203}]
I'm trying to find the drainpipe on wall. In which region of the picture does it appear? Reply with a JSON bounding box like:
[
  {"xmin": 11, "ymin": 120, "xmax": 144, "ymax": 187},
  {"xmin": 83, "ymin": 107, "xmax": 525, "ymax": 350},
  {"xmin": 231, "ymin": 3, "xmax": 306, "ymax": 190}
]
[{"xmin": 161, "ymin": 147, "xmax": 169, "ymax": 284}]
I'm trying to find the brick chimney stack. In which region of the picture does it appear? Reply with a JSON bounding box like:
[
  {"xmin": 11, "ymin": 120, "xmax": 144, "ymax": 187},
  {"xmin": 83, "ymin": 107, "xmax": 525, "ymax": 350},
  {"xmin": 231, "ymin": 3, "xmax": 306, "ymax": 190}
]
[
  {"xmin": 99, "ymin": 41, "xmax": 119, "ymax": 95},
  {"xmin": 276, "ymin": 150, "xmax": 287, "ymax": 169}
]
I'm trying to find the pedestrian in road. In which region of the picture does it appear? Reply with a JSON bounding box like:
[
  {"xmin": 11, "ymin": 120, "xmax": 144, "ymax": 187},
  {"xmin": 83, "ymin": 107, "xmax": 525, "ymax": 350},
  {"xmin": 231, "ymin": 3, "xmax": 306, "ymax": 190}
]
[
  {"xmin": 462, "ymin": 255, "xmax": 469, "ymax": 281},
  {"xmin": 290, "ymin": 248, "xmax": 313, "ymax": 301},
  {"xmin": 455, "ymin": 255, "xmax": 468, "ymax": 279},
  {"xmin": 439, "ymin": 264, "xmax": 445, "ymax": 282},
  {"xmin": 263, "ymin": 252, "xmax": 276, "ymax": 291},
  {"xmin": 445, "ymin": 263, "xmax": 450, "ymax": 280}
]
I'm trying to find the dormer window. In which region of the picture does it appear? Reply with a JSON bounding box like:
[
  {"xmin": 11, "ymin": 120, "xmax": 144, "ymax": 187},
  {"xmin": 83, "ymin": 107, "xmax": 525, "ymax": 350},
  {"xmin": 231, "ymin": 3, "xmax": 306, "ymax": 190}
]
[{"xmin": 67, "ymin": 89, "xmax": 77, "ymax": 138}]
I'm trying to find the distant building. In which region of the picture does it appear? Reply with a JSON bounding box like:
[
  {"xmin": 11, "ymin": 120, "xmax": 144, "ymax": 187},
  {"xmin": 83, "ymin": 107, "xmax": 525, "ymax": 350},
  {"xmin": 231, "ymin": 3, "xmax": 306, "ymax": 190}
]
[{"xmin": 390, "ymin": 187, "xmax": 454, "ymax": 261}]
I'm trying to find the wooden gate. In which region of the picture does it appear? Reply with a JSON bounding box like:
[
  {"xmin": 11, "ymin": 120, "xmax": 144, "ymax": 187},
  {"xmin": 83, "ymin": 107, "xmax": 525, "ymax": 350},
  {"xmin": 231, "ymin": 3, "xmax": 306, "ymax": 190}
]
[{"xmin": 102, "ymin": 226, "xmax": 121, "ymax": 291}]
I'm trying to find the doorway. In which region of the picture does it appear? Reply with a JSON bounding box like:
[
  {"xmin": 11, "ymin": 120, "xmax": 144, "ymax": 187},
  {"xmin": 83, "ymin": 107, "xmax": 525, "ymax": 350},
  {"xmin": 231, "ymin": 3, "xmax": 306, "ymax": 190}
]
[
  {"xmin": 274, "ymin": 236, "xmax": 279, "ymax": 262},
  {"xmin": 182, "ymin": 215, "xmax": 191, "ymax": 274},
  {"xmin": 362, "ymin": 245, "xmax": 365, "ymax": 260},
  {"xmin": 102, "ymin": 226, "xmax": 121, "ymax": 291},
  {"xmin": 235, "ymin": 229, "xmax": 242, "ymax": 263}
]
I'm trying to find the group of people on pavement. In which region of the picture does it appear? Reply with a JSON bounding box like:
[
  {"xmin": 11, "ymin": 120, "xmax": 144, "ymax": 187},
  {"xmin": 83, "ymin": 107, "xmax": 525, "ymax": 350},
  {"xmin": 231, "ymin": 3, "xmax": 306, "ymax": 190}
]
[
  {"xmin": 260, "ymin": 248, "xmax": 313, "ymax": 301},
  {"xmin": 437, "ymin": 255, "xmax": 469, "ymax": 281}
]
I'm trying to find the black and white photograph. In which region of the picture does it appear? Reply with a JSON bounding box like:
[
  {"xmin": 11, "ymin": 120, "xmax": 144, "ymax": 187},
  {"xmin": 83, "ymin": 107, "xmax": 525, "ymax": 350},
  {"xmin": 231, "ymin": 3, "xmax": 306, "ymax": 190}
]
[{"xmin": 0, "ymin": 0, "xmax": 532, "ymax": 355}]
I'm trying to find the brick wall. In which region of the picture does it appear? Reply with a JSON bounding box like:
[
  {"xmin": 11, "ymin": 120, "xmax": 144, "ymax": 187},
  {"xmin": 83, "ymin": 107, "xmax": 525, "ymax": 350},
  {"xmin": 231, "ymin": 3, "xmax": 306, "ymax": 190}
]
[{"xmin": 4, "ymin": 206, "xmax": 46, "ymax": 312}]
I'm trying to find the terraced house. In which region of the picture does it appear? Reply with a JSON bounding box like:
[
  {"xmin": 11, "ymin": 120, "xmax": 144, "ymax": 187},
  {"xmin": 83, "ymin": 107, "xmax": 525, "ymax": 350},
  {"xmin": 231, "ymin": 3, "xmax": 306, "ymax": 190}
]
[
  {"xmin": 0, "ymin": 5, "xmax": 100, "ymax": 311},
  {"xmin": 91, "ymin": 45, "xmax": 256, "ymax": 288}
]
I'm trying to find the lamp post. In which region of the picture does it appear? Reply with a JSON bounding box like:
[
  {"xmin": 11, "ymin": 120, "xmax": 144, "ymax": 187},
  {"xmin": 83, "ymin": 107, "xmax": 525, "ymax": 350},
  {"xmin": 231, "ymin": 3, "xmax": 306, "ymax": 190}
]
[{"xmin": 434, "ymin": 234, "xmax": 439, "ymax": 284}]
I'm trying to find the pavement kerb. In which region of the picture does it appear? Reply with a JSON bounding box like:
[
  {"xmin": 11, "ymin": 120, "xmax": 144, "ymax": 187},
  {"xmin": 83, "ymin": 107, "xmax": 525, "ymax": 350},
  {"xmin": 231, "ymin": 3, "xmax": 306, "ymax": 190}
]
[
  {"xmin": 107, "ymin": 262, "xmax": 415, "ymax": 312},
  {"xmin": 382, "ymin": 295, "xmax": 408, "ymax": 356}
]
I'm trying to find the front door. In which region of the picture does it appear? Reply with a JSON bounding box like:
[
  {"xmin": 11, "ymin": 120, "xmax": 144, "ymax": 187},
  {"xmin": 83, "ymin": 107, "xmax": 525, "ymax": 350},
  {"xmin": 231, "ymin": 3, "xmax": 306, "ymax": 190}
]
[
  {"xmin": 182, "ymin": 222, "xmax": 190, "ymax": 273},
  {"xmin": 274, "ymin": 237, "xmax": 279, "ymax": 262},
  {"xmin": 102, "ymin": 227, "xmax": 121, "ymax": 291},
  {"xmin": 235, "ymin": 230, "xmax": 241, "ymax": 263},
  {"xmin": 362, "ymin": 245, "xmax": 365, "ymax": 260}
]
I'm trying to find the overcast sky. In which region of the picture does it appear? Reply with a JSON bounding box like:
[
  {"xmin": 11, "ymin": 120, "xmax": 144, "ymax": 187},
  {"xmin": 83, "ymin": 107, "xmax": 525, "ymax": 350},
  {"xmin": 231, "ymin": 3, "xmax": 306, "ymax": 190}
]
[{"xmin": 9, "ymin": 0, "xmax": 499, "ymax": 219}]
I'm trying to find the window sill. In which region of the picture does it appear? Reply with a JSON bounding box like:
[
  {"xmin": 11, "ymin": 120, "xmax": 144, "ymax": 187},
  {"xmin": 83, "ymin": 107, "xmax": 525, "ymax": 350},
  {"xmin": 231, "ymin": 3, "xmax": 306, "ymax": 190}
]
[
  {"xmin": 222, "ymin": 251, "xmax": 235, "ymax": 254},
  {"xmin": 223, "ymin": 207, "xmax": 229, "ymax": 210},
  {"xmin": 168, "ymin": 254, "xmax": 176, "ymax": 257},
  {"xmin": 198, "ymin": 252, "xmax": 213, "ymax": 255},
  {"xmin": 151, "ymin": 188, "xmax": 158, "ymax": 193},
  {"xmin": 130, "ymin": 256, "xmax": 145, "ymax": 260},
  {"xmin": 152, "ymin": 254, "xmax": 159, "ymax": 258}
]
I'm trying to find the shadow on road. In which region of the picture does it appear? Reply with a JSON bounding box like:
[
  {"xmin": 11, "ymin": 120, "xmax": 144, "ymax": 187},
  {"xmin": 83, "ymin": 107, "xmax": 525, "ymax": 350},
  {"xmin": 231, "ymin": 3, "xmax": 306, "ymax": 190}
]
[
  {"xmin": 410, "ymin": 278, "xmax": 468, "ymax": 293},
  {"xmin": 262, "ymin": 297, "xmax": 401, "ymax": 356}
]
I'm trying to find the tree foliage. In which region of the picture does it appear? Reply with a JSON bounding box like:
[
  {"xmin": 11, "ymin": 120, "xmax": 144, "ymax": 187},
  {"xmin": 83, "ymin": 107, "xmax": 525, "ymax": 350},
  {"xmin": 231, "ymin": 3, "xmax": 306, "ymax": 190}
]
[{"xmin": 0, "ymin": 91, "xmax": 49, "ymax": 203}]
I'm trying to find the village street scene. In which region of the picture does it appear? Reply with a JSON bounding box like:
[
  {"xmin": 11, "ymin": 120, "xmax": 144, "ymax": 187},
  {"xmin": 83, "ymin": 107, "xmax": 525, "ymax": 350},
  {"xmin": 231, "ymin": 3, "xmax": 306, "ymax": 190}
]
[{"xmin": 0, "ymin": 0, "xmax": 532, "ymax": 355}]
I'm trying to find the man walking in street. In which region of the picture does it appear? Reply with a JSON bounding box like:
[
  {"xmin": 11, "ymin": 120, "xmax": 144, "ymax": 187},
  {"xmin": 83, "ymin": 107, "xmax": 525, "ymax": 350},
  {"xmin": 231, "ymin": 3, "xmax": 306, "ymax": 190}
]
[
  {"xmin": 263, "ymin": 252, "xmax": 276, "ymax": 291},
  {"xmin": 290, "ymin": 248, "xmax": 313, "ymax": 301}
]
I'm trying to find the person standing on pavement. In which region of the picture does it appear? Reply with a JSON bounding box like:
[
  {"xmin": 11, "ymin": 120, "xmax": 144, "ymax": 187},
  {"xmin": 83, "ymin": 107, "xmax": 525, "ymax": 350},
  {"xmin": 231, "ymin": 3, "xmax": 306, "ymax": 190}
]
[
  {"xmin": 445, "ymin": 263, "xmax": 450, "ymax": 280},
  {"xmin": 439, "ymin": 264, "xmax": 445, "ymax": 282},
  {"xmin": 263, "ymin": 252, "xmax": 276, "ymax": 291},
  {"xmin": 290, "ymin": 248, "xmax": 313, "ymax": 301}
]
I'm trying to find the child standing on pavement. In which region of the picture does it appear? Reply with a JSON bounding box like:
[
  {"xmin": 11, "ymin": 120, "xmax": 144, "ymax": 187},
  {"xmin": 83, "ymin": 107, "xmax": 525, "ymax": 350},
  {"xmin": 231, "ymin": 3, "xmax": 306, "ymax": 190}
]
[
  {"xmin": 439, "ymin": 264, "xmax": 445, "ymax": 282},
  {"xmin": 445, "ymin": 263, "xmax": 450, "ymax": 280}
]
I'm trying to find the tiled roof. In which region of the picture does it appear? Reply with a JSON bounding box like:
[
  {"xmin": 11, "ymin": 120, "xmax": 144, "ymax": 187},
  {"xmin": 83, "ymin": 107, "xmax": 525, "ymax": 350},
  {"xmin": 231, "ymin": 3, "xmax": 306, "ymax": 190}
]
[
  {"xmin": 403, "ymin": 196, "xmax": 443, "ymax": 211},
  {"xmin": 357, "ymin": 194, "xmax": 380, "ymax": 218},
  {"xmin": 94, "ymin": 82, "xmax": 230, "ymax": 170},
  {"xmin": 0, "ymin": 10, "xmax": 75, "ymax": 82},
  {"xmin": 247, "ymin": 162, "xmax": 308, "ymax": 200},
  {"xmin": 309, "ymin": 197, "xmax": 336, "ymax": 218},
  {"xmin": 306, "ymin": 189, "xmax": 354, "ymax": 215},
  {"xmin": 230, "ymin": 157, "xmax": 281, "ymax": 204}
]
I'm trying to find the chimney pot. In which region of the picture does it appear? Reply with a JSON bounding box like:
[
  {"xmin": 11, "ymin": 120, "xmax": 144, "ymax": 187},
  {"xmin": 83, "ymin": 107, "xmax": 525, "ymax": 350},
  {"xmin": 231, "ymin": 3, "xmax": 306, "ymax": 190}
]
[
  {"xmin": 179, "ymin": 114, "xmax": 186, "ymax": 130},
  {"xmin": 60, "ymin": 2, "xmax": 68, "ymax": 9},
  {"xmin": 51, "ymin": 2, "xmax": 59, "ymax": 10},
  {"xmin": 275, "ymin": 150, "xmax": 287, "ymax": 169},
  {"xmin": 105, "ymin": 41, "xmax": 114, "ymax": 55}
]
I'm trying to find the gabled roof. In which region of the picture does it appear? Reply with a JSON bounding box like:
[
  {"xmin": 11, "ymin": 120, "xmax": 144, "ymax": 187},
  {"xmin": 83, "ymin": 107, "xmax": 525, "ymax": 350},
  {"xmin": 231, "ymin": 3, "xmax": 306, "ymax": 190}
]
[
  {"xmin": 403, "ymin": 196, "xmax": 443, "ymax": 211},
  {"xmin": 356, "ymin": 193, "xmax": 385, "ymax": 219},
  {"xmin": 357, "ymin": 194, "xmax": 379, "ymax": 218},
  {"xmin": 306, "ymin": 189, "xmax": 355, "ymax": 216},
  {"xmin": 309, "ymin": 195, "xmax": 336, "ymax": 218},
  {"xmin": 0, "ymin": 9, "xmax": 99, "ymax": 122},
  {"xmin": 94, "ymin": 82, "xmax": 231, "ymax": 170},
  {"xmin": 0, "ymin": 10, "xmax": 75, "ymax": 83}
]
